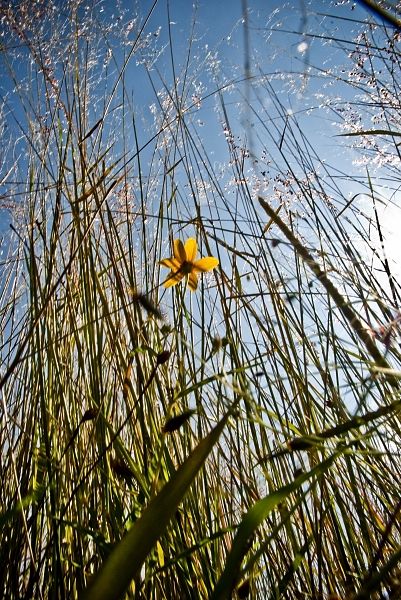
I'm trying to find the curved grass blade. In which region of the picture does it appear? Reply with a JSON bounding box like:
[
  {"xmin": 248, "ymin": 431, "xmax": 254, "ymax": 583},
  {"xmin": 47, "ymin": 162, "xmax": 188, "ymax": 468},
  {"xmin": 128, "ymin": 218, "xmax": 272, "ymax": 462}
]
[
  {"xmin": 211, "ymin": 453, "xmax": 340, "ymax": 600},
  {"xmin": 81, "ymin": 413, "xmax": 229, "ymax": 600}
]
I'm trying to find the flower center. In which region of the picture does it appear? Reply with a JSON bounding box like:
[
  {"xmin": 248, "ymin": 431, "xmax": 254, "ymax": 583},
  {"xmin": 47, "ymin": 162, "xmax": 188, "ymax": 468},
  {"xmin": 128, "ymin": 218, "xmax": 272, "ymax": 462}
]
[{"xmin": 181, "ymin": 261, "xmax": 193, "ymax": 274}]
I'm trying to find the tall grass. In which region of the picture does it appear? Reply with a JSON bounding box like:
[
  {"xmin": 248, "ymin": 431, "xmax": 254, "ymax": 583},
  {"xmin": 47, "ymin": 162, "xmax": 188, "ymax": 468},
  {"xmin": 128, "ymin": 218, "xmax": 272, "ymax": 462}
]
[{"xmin": 1, "ymin": 1, "xmax": 401, "ymax": 598}]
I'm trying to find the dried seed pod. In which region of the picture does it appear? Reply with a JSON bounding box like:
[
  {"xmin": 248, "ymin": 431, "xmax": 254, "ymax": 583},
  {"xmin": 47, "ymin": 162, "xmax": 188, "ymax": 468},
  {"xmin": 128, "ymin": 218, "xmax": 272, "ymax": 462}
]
[
  {"xmin": 156, "ymin": 350, "xmax": 170, "ymax": 365},
  {"xmin": 162, "ymin": 410, "xmax": 196, "ymax": 433},
  {"xmin": 81, "ymin": 408, "xmax": 98, "ymax": 422}
]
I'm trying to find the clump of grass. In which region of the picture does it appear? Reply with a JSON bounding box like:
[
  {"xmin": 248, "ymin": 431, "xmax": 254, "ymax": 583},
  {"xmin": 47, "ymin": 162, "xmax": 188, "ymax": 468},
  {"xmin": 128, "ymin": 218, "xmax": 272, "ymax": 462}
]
[{"xmin": 1, "ymin": 1, "xmax": 401, "ymax": 599}]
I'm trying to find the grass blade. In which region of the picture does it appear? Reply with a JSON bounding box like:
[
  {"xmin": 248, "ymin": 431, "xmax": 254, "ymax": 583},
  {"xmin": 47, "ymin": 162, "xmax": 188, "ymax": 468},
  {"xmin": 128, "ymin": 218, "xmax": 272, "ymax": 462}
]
[
  {"xmin": 211, "ymin": 453, "xmax": 340, "ymax": 600},
  {"xmin": 81, "ymin": 414, "xmax": 229, "ymax": 600}
]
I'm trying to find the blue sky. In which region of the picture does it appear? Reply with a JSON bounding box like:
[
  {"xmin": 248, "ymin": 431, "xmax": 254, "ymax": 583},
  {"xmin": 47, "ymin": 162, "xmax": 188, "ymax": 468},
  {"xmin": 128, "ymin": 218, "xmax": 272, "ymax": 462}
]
[{"xmin": 1, "ymin": 0, "xmax": 400, "ymax": 279}]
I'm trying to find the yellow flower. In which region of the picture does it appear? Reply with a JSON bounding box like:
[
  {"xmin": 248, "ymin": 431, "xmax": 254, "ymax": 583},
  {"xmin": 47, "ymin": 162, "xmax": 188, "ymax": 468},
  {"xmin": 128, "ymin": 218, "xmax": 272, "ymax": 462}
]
[{"xmin": 160, "ymin": 238, "xmax": 219, "ymax": 291}]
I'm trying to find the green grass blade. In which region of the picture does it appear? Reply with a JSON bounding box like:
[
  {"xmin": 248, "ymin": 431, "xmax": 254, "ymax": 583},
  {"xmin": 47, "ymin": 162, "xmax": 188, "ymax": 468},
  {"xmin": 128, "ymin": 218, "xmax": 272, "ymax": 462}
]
[
  {"xmin": 81, "ymin": 414, "xmax": 229, "ymax": 600},
  {"xmin": 211, "ymin": 453, "xmax": 340, "ymax": 600}
]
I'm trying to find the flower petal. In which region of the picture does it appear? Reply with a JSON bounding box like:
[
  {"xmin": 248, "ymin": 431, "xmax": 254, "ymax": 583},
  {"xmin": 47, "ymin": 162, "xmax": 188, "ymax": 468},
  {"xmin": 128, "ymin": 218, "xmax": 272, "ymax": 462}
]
[
  {"xmin": 173, "ymin": 239, "xmax": 186, "ymax": 263},
  {"xmin": 159, "ymin": 258, "xmax": 181, "ymax": 270},
  {"xmin": 184, "ymin": 238, "xmax": 197, "ymax": 262},
  {"xmin": 188, "ymin": 271, "xmax": 198, "ymax": 291},
  {"xmin": 162, "ymin": 270, "xmax": 185, "ymax": 288},
  {"xmin": 192, "ymin": 257, "xmax": 219, "ymax": 272}
]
